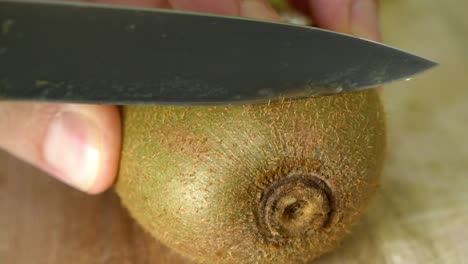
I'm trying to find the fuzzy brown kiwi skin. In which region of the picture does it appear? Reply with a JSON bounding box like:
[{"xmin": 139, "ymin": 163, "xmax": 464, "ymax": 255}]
[{"xmin": 116, "ymin": 90, "xmax": 386, "ymax": 264}]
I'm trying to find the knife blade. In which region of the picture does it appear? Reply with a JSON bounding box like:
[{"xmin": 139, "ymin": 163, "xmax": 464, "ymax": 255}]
[{"xmin": 0, "ymin": 0, "xmax": 437, "ymax": 105}]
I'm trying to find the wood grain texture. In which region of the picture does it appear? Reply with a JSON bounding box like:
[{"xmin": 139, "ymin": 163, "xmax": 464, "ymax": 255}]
[
  {"xmin": 1, "ymin": 0, "xmax": 467, "ymax": 263},
  {"xmin": 0, "ymin": 151, "xmax": 188, "ymax": 264}
]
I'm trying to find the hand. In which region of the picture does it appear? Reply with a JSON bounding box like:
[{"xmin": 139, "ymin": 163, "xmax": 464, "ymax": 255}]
[
  {"xmin": 0, "ymin": 0, "xmax": 379, "ymax": 194},
  {"xmin": 306, "ymin": 0, "xmax": 380, "ymax": 41}
]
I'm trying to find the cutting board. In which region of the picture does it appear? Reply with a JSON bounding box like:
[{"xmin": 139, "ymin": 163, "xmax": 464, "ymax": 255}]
[{"xmin": 1, "ymin": 0, "xmax": 467, "ymax": 263}]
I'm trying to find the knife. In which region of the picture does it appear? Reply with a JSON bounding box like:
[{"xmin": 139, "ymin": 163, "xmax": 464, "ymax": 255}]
[{"xmin": 0, "ymin": 0, "xmax": 437, "ymax": 105}]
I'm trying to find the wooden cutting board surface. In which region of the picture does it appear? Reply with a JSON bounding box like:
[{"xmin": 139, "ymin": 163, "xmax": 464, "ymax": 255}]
[{"xmin": 1, "ymin": 0, "xmax": 467, "ymax": 263}]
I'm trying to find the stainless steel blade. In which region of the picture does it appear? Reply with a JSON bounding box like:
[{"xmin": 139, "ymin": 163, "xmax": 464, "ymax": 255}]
[{"xmin": 0, "ymin": 0, "xmax": 437, "ymax": 105}]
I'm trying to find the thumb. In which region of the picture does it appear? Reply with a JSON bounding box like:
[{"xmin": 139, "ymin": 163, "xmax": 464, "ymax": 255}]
[{"xmin": 0, "ymin": 103, "xmax": 121, "ymax": 194}]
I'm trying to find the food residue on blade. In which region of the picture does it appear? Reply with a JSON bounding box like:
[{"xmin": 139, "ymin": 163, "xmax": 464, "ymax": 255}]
[
  {"xmin": 35, "ymin": 80, "xmax": 50, "ymax": 88},
  {"xmin": 2, "ymin": 19, "xmax": 14, "ymax": 35},
  {"xmin": 125, "ymin": 24, "xmax": 136, "ymax": 31},
  {"xmin": 305, "ymin": 85, "xmax": 344, "ymax": 96}
]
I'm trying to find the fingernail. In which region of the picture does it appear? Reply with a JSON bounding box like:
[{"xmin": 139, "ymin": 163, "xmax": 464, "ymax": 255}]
[
  {"xmin": 44, "ymin": 110, "xmax": 101, "ymax": 192},
  {"xmin": 351, "ymin": 0, "xmax": 381, "ymax": 41},
  {"xmin": 240, "ymin": 0, "xmax": 281, "ymax": 20}
]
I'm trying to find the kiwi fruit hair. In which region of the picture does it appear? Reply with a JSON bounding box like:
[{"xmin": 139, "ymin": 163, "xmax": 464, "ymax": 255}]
[{"xmin": 116, "ymin": 90, "xmax": 386, "ymax": 263}]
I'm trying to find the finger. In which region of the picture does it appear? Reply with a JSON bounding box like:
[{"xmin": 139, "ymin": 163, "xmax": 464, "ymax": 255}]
[
  {"xmin": 169, "ymin": 0, "xmax": 240, "ymax": 15},
  {"xmin": 169, "ymin": 0, "xmax": 281, "ymax": 20},
  {"xmin": 0, "ymin": 103, "xmax": 121, "ymax": 194},
  {"xmin": 87, "ymin": 0, "xmax": 171, "ymax": 8},
  {"xmin": 308, "ymin": 0, "xmax": 381, "ymax": 41},
  {"xmin": 239, "ymin": 0, "xmax": 281, "ymax": 20}
]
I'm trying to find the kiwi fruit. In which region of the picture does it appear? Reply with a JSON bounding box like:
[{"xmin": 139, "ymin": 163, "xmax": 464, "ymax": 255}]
[{"xmin": 116, "ymin": 90, "xmax": 386, "ymax": 263}]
